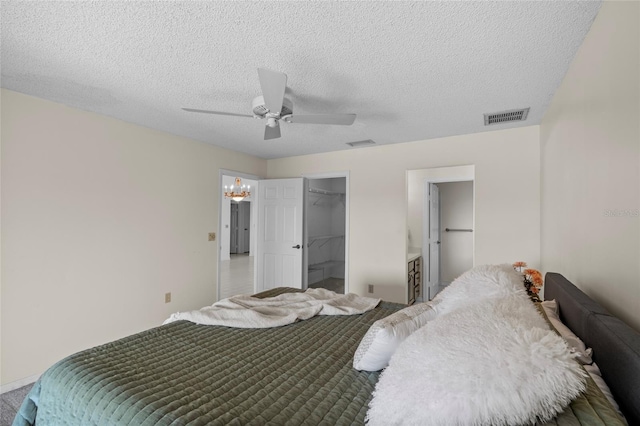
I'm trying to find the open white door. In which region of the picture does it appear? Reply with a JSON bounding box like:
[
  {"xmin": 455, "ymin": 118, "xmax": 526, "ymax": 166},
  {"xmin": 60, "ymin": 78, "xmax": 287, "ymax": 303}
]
[
  {"xmin": 427, "ymin": 183, "xmax": 440, "ymax": 299},
  {"xmin": 256, "ymin": 178, "xmax": 305, "ymax": 291}
]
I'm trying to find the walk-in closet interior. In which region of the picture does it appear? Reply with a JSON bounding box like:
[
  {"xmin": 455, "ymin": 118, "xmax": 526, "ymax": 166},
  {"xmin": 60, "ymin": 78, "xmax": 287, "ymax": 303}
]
[{"xmin": 306, "ymin": 177, "xmax": 346, "ymax": 294}]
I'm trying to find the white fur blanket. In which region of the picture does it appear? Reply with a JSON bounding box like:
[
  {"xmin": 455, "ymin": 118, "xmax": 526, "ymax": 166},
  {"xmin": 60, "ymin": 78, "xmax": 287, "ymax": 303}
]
[
  {"xmin": 164, "ymin": 288, "xmax": 380, "ymax": 328},
  {"xmin": 367, "ymin": 265, "xmax": 586, "ymax": 426}
]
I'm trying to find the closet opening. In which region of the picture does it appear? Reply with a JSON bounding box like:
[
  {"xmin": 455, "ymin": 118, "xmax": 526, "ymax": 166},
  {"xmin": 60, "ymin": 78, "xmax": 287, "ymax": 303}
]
[
  {"xmin": 425, "ymin": 180, "xmax": 474, "ymax": 299},
  {"xmin": 407, "ymin": 165, "xmax": 475, "ymax": 303},
  {"xmin": 305, "ymin": 175, "xmax": 348, "ymax": 294}
]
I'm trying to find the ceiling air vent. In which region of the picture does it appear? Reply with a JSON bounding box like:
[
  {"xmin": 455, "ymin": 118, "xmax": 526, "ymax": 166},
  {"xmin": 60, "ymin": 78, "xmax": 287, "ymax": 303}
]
[
  {"xmin": 484, "ymin": 108, "xmax": 530, "ymax": 125},
  {"xmin": 346, "ymin": 139, "xmax": 376, "ymax": 148}
]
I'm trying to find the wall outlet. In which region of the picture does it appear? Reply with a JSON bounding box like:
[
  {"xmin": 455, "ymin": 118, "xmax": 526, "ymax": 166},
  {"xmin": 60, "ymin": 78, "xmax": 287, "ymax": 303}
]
[
  {"xmin": 165, "ymin": 292, "xmax": 171, "ymax": 303},
  {"xmin": 208, "ymin": 232, "xmax": 216, "ymax": 241},
  {"xmin": 368, "ymin": 284, "xmax": 374, "ymax": 294}
]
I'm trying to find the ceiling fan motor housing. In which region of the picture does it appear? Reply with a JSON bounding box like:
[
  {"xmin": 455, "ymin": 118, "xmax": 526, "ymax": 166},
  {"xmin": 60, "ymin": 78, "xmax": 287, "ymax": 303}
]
[{"xmin": 252, "ymin": 96, "xmax": 293, "ymax": 118}]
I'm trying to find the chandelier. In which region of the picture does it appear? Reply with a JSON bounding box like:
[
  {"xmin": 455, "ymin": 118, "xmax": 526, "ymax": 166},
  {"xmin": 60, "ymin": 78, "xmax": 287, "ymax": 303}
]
[{"xmin": 224, "ymin": 177, "xmax": 251, "ymax": 202}]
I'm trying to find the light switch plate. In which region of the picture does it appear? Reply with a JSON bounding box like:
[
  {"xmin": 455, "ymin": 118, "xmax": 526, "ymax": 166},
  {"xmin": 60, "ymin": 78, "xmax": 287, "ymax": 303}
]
[{"xmin": 208, "ymin": 232, "xmax": 216, "ymax": 241}]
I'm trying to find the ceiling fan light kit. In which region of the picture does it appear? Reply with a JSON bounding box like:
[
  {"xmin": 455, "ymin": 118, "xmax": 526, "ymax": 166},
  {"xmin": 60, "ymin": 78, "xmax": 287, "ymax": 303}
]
[
  {"xmin": 183, "ymin": 68, "xmax": 356, "ymax": 140},
  {"xmin": 252, "ymin": 96, "xmax": 293, "ymax": 119}
]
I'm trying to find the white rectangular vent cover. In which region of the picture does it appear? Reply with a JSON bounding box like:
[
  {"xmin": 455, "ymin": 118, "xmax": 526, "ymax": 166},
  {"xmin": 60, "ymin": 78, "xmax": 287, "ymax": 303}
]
[
  {"xmin": 346, "ymin": 139, "xmax": 376, "ymax": 147},
  {"xmin": 484, "ymin": 108, "xmax": 530, "ymax": 125}
]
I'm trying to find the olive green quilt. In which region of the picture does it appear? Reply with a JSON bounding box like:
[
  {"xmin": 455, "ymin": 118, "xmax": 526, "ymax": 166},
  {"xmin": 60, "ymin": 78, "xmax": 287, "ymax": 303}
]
[{"xmin": 14, "ymin": 288, "xmax": 401, "ymax": 425}]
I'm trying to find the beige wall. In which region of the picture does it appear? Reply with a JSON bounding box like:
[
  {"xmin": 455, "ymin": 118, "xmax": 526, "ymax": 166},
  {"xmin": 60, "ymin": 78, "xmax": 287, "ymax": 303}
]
[
  {"xmin": 540, "ymin": 1, "xmax": 640, "ymax": 330},
  {"xmin": 268, "ymin": 126, "xmax": 541, "ymax": 303},
  {"xmin": 0, "ymin": 89, "xmax": 267, "ymax": 386}
]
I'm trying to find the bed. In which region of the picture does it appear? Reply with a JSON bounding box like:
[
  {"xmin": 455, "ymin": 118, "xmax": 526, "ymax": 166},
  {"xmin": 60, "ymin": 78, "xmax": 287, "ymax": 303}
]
[
  {"xmin": 13, "ymin": 271, "xmax": 640, "ymax": 425},
  {"xmin": 544, "ymin": 272, "xmax": 640, "ymax": 425}
]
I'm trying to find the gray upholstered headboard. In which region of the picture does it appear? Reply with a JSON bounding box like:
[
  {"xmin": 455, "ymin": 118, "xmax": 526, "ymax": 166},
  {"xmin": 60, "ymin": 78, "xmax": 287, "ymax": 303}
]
[{"xmin": 544, "ymin": 273, "xmax": 640, "ymax": 424}]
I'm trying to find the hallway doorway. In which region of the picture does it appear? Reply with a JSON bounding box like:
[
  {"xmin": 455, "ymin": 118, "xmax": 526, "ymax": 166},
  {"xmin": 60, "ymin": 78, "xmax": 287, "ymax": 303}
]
[
  {"xmin": 218, "ymin": 171, "xmax": 259, "ymax": 301},
  {"xmin": 230, "ymin": 201, "xmax": 251, "ymax": 255}
]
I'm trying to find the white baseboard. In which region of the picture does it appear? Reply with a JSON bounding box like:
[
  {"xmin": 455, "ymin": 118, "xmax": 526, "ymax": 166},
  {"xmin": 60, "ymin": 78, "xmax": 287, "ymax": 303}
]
[{"xmin": 0, "ymin": 374, "xmax": 40, "ymax": 394}]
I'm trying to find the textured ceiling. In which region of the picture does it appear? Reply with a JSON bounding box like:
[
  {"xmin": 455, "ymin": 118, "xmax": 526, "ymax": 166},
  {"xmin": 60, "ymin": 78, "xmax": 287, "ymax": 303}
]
[{"xmin": 1, "ymin": 1, "xmax": 601, "ymax": 159}]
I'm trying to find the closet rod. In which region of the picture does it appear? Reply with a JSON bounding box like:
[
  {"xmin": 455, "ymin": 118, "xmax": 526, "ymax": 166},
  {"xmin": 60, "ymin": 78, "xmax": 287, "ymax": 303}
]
[{"xmin": 445, "ymin": 228, "xmax": 473, "ymax": 232}]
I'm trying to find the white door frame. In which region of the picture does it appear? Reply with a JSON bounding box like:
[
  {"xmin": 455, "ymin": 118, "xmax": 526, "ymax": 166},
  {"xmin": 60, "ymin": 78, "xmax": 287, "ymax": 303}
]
[
  {"xmin": 217, "ymin": 169, "xmax": 262, "ymax": 301},
  {"xmin": 425, "ymin": 182, "xmax": 440, "ymax": 301},
  {"xmin": 302, "ymin": 171, "xmax": 350, "ymax": 294},
  {"xmin": 422, "ymin": 176, "xmax": 475, "ymax": 299}
]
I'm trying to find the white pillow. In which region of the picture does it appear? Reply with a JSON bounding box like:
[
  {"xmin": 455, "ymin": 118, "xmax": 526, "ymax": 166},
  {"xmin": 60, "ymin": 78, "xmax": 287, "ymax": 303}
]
[
  {"xmin": 541, "ymin": 300, "xmax": 593, "ymax": 364},
  {"xmin": 367, "ymin": 294, "xmax": 586, "ymax": 426},
  {"xmin": 353, "ymin": 302, "xmax": 437, "ymax": 371},
  {"xmin": 432, "ymin": 264, "xmax": 525, "ymax": 316}
]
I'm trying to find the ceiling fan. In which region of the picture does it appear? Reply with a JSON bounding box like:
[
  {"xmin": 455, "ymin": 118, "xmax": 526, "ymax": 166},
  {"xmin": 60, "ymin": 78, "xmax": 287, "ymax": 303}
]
[{"xmin": 182, "ymin": 68, "xmax": 356, "ymax": 140}]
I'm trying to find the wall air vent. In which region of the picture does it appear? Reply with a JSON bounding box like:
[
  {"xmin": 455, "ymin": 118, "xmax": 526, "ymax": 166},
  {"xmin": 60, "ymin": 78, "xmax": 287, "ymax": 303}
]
[
  {"xmin": 346, "ymin": 139, "xmax": 376, "ymax": 147},
  {"xmin": 484, "ymin": 108, "xmax": 530, "ymax": 125}
]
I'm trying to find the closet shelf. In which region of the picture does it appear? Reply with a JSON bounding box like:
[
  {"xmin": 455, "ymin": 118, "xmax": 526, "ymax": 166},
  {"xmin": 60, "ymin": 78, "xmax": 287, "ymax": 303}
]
[
  {"xmin": 308, "ymin": 260, "xmax": 345, "ymax": 271},
  {"xmin": 308, "ymin": 235, "xmax": 344, "ymax": 247},
  {"xmin": 309, "ymin": 235, "xmax": 344, "ymax": 241},
  {"xmin": 308, "ymin": 187, "xmax": 345, "ymax": 206},
  {"xmin": 308, "ymin": 187, "xmax": 345, "ymax": 196},
  {"xmin": 308, "ymin": 260, "xmax": 346, "ymax": 282}
]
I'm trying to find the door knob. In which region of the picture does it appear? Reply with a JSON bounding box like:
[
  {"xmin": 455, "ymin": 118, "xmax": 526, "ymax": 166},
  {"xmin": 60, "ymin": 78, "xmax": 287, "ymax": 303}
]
[{"xmin": 292, "ymin": 244, "xmax": 301, "ymax": 249}]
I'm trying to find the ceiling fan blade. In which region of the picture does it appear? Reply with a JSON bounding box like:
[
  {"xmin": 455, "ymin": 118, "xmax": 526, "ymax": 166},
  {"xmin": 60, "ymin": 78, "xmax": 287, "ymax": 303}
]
[
  {"xmin": 264, "ymin": 123, "xmax": 281, "ymax": 140},
  {"xmin": 287, "ymin": 113, "xmax": 356, "ymax": 125},
  {"xmin": 182, "ymin": 108, "xmax": 253, "ymax": 118},
  {"xmin": 258, "ymin": 68, "xmax": 287, "ymax": 114}
]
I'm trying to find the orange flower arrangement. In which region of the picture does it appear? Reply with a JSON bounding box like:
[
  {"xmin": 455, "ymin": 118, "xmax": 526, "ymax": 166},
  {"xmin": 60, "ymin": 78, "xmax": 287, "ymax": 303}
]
[
  {"xmin": 513, "ymin": 261, "xmax": 527, "ymax": 270},
  {"xmin": 513, "ymin": 262, "xmax": 544, "ymax": 302}
]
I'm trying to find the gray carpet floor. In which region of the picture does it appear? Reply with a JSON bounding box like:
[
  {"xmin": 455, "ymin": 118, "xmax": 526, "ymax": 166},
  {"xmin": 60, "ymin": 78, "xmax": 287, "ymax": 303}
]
[{"xmin": 1, "ymin": 384, "xmax": 33, "ymax": 426}]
